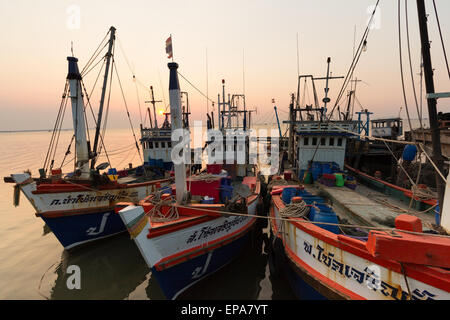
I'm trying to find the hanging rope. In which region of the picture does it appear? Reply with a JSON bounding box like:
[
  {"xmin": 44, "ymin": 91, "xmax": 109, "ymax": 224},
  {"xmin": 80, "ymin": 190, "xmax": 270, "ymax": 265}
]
[
  {"xmin": 398, "ymin": 0, "xmax": 414, "ymax": 134},
  {"xmin": 280, "ymin": 200, "xmax": 310, "ymax": 218},
  {"xmin": 112, "ymin": 58, "xmax": 143, "ymax": 163},
  {"xmin": 405, "ymin": 0, "xmax": 423, "ymax": 130},
  {"xmin": 432, "ymin": 0, "xmax": 450, "ymax": 80},
  {"xmin": 43, "ymin": 82, "xmax": 69, "ymax": 174}
]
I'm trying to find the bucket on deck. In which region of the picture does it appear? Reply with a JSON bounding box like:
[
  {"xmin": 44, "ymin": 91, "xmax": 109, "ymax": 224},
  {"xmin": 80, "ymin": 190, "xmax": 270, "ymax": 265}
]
[{"xmin": 335, "ymin": 173, "xmax": 345, "ymax": 187}]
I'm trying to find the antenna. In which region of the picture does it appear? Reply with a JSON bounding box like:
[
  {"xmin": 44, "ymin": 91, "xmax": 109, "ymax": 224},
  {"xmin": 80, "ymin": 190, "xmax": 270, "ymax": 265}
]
[
  {"xmin": 71, "ymin": 41, "xmax": 74, "ymax": 57},
  {"xmin": 296, "ymin": 32, "xmax": 300, "ymax": 78},
  {"xmin": 243, "ymin": 48, "xmax": 245, "ymax": 96},
  {"xmin": 206, "ymin": 48, "xmax": 209, "ymax": 113}
]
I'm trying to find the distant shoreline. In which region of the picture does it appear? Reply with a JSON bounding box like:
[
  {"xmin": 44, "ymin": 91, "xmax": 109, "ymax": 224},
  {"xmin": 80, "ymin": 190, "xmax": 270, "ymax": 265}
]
[{"xmin": 0, "ymin": 129, "xmax": 72, "ymax": 133}]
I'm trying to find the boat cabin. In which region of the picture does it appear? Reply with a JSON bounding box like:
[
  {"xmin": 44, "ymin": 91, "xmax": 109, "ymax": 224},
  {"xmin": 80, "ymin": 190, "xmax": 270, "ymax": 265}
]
[
  {"xmin": 296, "ymin": 121, "xmax": 359, "ymax": 171},
  {"xmin": 371, "ymin": 118, "xmax": 403, "ymax": 140}
]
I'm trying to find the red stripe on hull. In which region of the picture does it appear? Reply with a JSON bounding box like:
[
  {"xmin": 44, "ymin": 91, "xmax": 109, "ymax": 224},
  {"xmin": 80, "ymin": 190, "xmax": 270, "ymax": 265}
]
[{"xmin": 271, "ymin": 195, "xmax": 450, "ymax": 293}]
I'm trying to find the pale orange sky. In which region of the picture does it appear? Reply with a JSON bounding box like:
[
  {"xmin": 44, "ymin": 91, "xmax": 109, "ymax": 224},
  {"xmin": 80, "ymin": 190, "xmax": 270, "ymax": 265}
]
[{"xmin": 0, "ymin": 0, "xmax": 449, "ymax": 131}]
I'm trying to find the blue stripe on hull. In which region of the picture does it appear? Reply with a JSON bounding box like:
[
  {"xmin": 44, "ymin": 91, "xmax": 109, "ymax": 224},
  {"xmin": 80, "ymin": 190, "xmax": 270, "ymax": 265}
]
[
  {"xmin": 152, "ymin": 232, "xmax": 250, "ymax": 299},
  {"xmin": 41, "ymin": 210, "xmax": 126, "ymax": 249}
]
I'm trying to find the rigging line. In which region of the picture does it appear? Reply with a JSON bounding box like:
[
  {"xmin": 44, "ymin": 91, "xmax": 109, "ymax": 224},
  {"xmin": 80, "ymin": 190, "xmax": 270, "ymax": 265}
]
[
  {"xmin": 206, "ymin": 48, "xmax": 209, "ymax": 113},
  {"xmin": 432, "ymin": 0, "xmax": 450, "ymax": 80},
  {"xmin": 405, "ymin": 0, "xmax": 423, "ymax": 130},
  {"xmin": 134, "ymin": 77, "xmax": 144, "ymax": 125},
  {"xmin": 331, "ymin": 0, "xmax": 380, "ymax": 117},
  {"xmin": 81, "ymin": 51, "xmax": 107, "ymax": 78},
  {"xmin": 398, "ymin": 0, "xmax": 414, "ymax": 134},
  {"xmin": 177, "ymin": 71, "xmax": 215, "ymax": 104},
  {"xmin": 157, "ymin": 69, "xmax": 168, "ymax": 113},
  {"xmin": 80, "ymin": 41, "xmax": 110, "ymax": 77},
  {"xmin": 60, "ymin": 134, "xmax": 75, "ymax": 168},
  {"xmin": 43, "ymin": 82, "xmax": 69, "ymax": 171},
  {"xmin": 80, "ymin": 29, "xmax": 110, "ymax": 75},
  {"xmin": 116, "ymin": 35, "xmax": 144, "ymax": 125},
  {"xmin": 50, "ymin": 84, "xmax": 70, "ymax": 171},
  {"xmin": 80, "ymin": 80, "xmax": 111, "ymax": 168},
  {"xmin": 99, "ymin": 43, "xmax": 115, "ymax": 157},
  {"xmin": 112, "ymin": 58, "xmax": 143, "ymax": 162}
]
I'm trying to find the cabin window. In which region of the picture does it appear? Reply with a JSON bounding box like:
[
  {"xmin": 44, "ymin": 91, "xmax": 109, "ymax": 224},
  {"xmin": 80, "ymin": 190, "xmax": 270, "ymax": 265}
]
[
  {"xmin": 337, "ymin": 138, "xmax": 343, "ymax": 146},
  {"xmin": 168, "ymin": 141, "xmax": 171, "ymax": 148},
  {"xmin": 161, "ymin": 142, "xmax": 165, "ymax": 148},
  {"xmin": 321, "ymin": 138, "xmax": 326, "ymax": 146},
  {"xmin": 148, "ymin": 142, "xmax": 153, "ymax": 149},
  {"xmin": 304, "ymin": 137, "xmax": 309, "ymax": 146},
  {"xmin": 155, "ymin": 142, "xmax": 159, "ymax": 148},
  {"xmin": 329, "ymin": 138, "xmax": 334, "ymax": 146},
  {"xmin": 312, "ymin": 137, "xmax": 317, "ymax": 145}
]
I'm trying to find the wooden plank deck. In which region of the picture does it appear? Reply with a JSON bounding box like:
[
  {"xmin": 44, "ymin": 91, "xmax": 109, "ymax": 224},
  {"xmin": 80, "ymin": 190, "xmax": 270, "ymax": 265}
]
[{"xmin": 310, "ymin": 183, "xmax": 435, "ymax": 231}]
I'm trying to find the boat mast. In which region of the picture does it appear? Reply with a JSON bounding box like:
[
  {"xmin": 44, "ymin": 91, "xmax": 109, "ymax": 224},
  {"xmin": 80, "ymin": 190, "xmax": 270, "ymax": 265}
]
[
  {"xmin": 168, "ymin": 62, "xmax": 187, "ymax": 204},
  {"xmin": 91, "ymin": 26, "xmax": 116, "ymax": 169},
  {"xmin": 416, "ymin": 0, "xmax": 445, "ymax": 217},
  {"xmin": 67, "ymin": 57, "xmax": 90, "ymax": 179}
]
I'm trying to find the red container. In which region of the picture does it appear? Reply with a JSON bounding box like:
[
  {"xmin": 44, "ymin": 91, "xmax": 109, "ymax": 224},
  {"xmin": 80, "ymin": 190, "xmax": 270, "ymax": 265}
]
[
  {"xmin": 243, "ymin": 176, "xmax": 257, "ymax": 190},
  {"xmin": 283, "ymin": 171, "xmax": 292, "ymax": 181},
  {"xmin": 322, "ymin": 173, "xmax": 336, "ymax": 180},
  {"xmin": 187, "ymin": 177, "xmax": 222, "ymax": 203},
  {"xmin": 51, "ymin": 168, "xmax": 62, "ymax": 175},
  {"xmin": 207, "ymin": 164, "xmax": 223, "ymax": 174}
]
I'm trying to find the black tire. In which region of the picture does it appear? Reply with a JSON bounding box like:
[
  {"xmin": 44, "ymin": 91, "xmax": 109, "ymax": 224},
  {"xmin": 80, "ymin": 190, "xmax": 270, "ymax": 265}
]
[{"xmin": 268, "ymin": 236, "xmax": 285, "ymax": 279}]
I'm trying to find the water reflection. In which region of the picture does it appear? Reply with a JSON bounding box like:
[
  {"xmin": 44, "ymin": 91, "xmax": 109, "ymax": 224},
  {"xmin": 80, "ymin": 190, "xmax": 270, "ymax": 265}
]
[
  {"xmin": 50, "ymin": 234, "xmax": 149, "ymax": 300},
  {"xmin": 170, "ymin": 227, "xmax": 295, "ymax": 300}
]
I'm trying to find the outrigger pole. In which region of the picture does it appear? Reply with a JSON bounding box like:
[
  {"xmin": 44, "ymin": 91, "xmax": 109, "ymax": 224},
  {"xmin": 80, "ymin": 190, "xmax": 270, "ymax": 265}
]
[
  {"xmin": 416, "ymin": 0, "xmax": 445, "ymax": 217},
  {"xmin": 91, "ymin": 26, "xmax": 116, "ymax": 169}
]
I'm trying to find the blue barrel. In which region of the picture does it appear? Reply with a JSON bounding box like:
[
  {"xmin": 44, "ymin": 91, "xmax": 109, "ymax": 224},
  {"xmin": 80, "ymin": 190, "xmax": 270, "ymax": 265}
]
[
  {"xmin": 312, "ymin": 162, "xmax": 322, "ymax": 181},
  {"xmin": 108, "ymin": 168, "xmax": 117, "ymax": 175},
  {"xmin": 313, "ymin": 210, "xmax": 340, "ymax": 234},
  {"xmin": 301, "ymin": 196, "xmax": 326, "ymax": 205},
  {"xmin": 322, "ymin": 162, "xmax": 332, "ymax": 174},
  {"xmin": 221, "ymin": 177, "xmax": 231, "ymax": 186},
  {"xmin": 435, "ymin": 201, "xmax": 440, "ymax": 225},
  {"xmin": 149, "ymin": 158, "xmax": 156, "ymax": 166},
  {"xmin": 402, "ymin": 144, "xmax": 418, "ymax": 161},
  {"xmin": 315, "ymin": 203, "xmax": 334, "ymax": 213},
  {"xmin": 308, "ymin": 205, "xmax": 317, "ymax": 221},
  {"xmin": 331, "ymin": 162, "xmax": 340, "ymax": 173},
  {"xmin": 163, "ymin": 162, "xmax": 173, "ymax": 171},
  {"xmin": 220, "ymin": 185, "xmax": 233, "ymax": 203},
  {"xmin": 282, "ymin": 187, "xmax": 298, "ymax": 204}
]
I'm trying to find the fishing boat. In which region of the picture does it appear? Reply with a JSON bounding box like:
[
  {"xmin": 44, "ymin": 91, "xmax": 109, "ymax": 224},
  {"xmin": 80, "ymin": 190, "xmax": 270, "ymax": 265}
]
[
  {"xmin": 346, "ymin": 116, "xmax": 439, "ymax": 212},
  {"xmin": 3, "ymin": 27, "xmax": 172, "ymax": 250},
  {"xmin": 117, "ymin": 61, "xmax": 263, "ymax": 299},
  {"xmin": 268, "ymin": 1, "xmax": 450, "ymax": 300}
]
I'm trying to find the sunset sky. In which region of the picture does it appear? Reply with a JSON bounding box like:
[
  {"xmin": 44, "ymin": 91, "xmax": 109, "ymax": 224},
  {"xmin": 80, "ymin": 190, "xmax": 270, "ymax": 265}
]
[{"xmin": 0, "ymin": 0, "xmax": 449, "ymax": 131}]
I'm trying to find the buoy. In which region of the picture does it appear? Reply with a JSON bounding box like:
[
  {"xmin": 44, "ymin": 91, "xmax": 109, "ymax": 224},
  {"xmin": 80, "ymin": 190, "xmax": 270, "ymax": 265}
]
[{"xmin": 402, "ymin": 144, "xmax": 418, "ymax": 161}]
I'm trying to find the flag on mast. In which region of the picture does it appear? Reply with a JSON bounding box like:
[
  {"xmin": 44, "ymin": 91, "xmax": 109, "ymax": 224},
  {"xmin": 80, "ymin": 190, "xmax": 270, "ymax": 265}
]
[{"xmin": 165, "ymin": 36, "xmax": 173, "ymax": 59}]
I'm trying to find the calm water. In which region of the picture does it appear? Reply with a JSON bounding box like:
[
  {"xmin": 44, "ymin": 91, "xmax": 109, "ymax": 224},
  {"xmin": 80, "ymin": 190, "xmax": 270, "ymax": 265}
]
[{"xmin": 0, "ymin": 128, "xmax": 295, "ymax": 300}]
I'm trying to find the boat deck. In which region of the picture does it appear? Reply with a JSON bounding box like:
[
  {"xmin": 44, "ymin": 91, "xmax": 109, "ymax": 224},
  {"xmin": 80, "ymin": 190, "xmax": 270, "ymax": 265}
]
[{"xmin": 306, "ymin": 182, "xmax": 435, "ymax": 231}]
